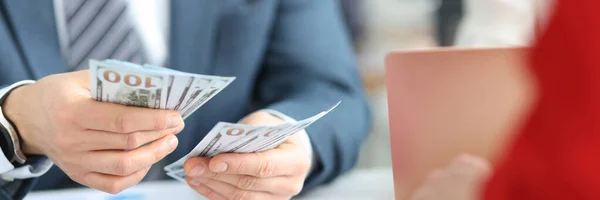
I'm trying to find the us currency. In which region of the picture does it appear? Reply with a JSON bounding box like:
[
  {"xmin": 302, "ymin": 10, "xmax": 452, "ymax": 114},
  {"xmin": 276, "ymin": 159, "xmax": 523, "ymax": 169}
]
[
  {"xmin": 225, "ymin": 111, "xmax": 328, "ymax": 154},
  {"xmin": 89, "ymin": 59, "xmax": 235, "ymax": 118},
  {"xmin": 167, "ymin": 169, "xmax": 188, "ymax": 183},
  {"xmin": 220, "ymin": 102, "xmax": 340, "ymax": 155},
  {"xmin": 163, "ymin": 122, "xmax": 263, "ymax": 172},
  {"xmin": 171, "ymin": 77, "xmax": 206, "ymax": 111},
  {"xmin": 90, "ymin": 60, "xmax": 169, "ymax": 109},
  {"xmin": 140, "ymin": 64, "xmax": 234, "ymax": 115},
  {"xmin": 164, "ymin": 102, "xmax": 341, "ymax": 180},
  {"xmin": 179, "ymin": 78, "xmax": 233, "ymax": 118}
]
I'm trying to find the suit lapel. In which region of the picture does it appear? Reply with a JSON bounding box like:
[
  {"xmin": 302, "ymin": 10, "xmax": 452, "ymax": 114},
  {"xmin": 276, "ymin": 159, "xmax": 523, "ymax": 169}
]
[
  {"xmin": 2, "ymin": 0, "xmax": 67, "ymax": 79},
  {"xmin": 169, "ymin": 0, "xmax": 223, "ymax": 74}
]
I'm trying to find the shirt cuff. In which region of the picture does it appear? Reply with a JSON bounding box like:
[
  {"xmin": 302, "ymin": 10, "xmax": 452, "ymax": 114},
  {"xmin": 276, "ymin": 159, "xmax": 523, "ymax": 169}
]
[
  {"xmin": 0, "ymin": 81, "xmax": 54, "ymax": 180},
  {"xmin": 1, "ymin": 158, "xmax": 53, "ymax": 180},
  {"xmin": 261, "ymin": 109, "xmax": 316, "ymax": 175}
]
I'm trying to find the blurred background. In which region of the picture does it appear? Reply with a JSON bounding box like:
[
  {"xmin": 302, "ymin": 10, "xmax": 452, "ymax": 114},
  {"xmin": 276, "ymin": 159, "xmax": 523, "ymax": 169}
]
[
  {"xmin": 354, "ymin": 0, "xmax": 437, "ymax": 170},
  {"xmin": 350, "ymin": 0, "xmax": 545, "ymax": 170}
]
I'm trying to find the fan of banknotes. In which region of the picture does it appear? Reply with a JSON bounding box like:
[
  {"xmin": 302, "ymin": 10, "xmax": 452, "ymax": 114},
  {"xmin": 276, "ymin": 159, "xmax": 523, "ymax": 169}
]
[
  {"xmin": 164, "ymin": 102, "xmax": 339, "ymax": 182},
  {"xmin": 89, "ymin": 59, "xmax": 339, "ymax": 182},
  {"xmin": 90, "ymin": 59, "xmax": 235, "ymax": 119}
]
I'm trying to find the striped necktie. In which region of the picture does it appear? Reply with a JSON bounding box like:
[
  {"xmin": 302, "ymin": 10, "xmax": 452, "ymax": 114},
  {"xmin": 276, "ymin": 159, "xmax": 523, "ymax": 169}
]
[{"xmin": 63, "ymin": 0, "xmax": 146, "ymax": 71}]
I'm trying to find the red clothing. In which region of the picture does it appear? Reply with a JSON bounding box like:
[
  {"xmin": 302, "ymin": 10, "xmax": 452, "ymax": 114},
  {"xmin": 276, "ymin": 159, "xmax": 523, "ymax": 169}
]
[{"xmin": 484, "ymin": 0, "xmax": 600, "ymax": 199}]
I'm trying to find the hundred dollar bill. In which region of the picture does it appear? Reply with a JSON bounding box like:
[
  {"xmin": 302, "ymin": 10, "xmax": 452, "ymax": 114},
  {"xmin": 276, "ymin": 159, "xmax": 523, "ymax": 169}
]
[
  {"xmin": 141, "ymin": 64, "xmax": 235, "ymax": 114},
  {"xmin": 221, "ymin": 101, "xmax": 339, "ymax": 154},
  {"xmin": 141, "ymin": 65, "xmax": 217, "ymax": 112},
  {"xmin": 164, "ymin": 101, "xmax": 341, "ymax": 175},
  {"xmin": 164, "ymin": 103, "xmax": 340, "ymax": 182},
  {"xmin": 90, "ymin": 59, "xmax": 235, "ymax": 118},
  {"xmin": 180, "ymin": 78, "xmax": 234, "ymax": 119},
  {"xmin": 173, "ymin": 77, "xmax": 211, "ymax": 112},
  {"xmin": 166, "ymin": 169, "xmax": 188, "ymax": 183},
  {"xmin": 216, "ymin": 125, "xmax": 291, "ymax": 155},
  {"xmin": 219, "ymin": 110, "xmax": 330, "ymax": 154},
  {"xmin": 90, "ymin": 60, "xmax": 169, "ymax": 109},
  {"xmin": 246, "ymin": 103, "xmax": 340, "ymax": 153},
  {"xmin": 163, "ymin": 122, "xmax": 263, "ymax": 172}
]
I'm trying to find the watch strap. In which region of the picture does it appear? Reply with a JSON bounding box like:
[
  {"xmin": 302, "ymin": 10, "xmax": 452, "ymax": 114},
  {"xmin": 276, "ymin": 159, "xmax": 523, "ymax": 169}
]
[{"xmin": 0, "ymin": 114, "xmax": 15, "ymax": 166}]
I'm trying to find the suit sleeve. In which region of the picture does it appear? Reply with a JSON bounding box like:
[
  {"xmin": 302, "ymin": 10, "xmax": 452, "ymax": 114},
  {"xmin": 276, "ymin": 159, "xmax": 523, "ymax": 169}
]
[{"xmin": 255, "ymin": 0, "xmax": 372, "ymax": 192}]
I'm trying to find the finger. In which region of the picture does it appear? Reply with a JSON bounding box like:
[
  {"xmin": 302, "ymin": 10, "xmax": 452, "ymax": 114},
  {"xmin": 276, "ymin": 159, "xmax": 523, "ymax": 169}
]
[
  {"xmin": 85, "ymin": 134, "xmax": 179, "ymax": 176},
  {"xmin": 200, "ymin": 173, "xmax": 304, "ymax": 196},
  {"xmin": 187, "ymin": 176, "xmax": 274, "ymax": 200},
  {"xmin": 207, "ymin": 149, "xmax": 310, "ymax": 177},
  {"xmin": 185, "ymin": 158, "xmax": 303, "ymax": 194},
  {"xmin": 75, "ymin": 100, "xmax": 184, "ymax": 133},
  {"xmin": 80, "ymin": 167, "xmax": 151, "ymax": 194},
  {"xmin": 185, "ymin": 178, "xmax": 227, "ymax": 200},
  {"xmin": 81, "ymin": 124, "xmax": 185, "ymax": 150},
  {"xmin": 184, "ymin": 157, "xmax": 211, "ymax": 177}
]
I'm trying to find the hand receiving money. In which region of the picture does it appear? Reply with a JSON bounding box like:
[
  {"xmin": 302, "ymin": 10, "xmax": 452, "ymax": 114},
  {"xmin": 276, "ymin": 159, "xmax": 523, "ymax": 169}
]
[
  {"xmin": 163, "ymin": 102, "xmax": 339, "ymax": 177},
  {"xmin": 183, "ymin": 111, "xmax": 312, "ymax": 200}
]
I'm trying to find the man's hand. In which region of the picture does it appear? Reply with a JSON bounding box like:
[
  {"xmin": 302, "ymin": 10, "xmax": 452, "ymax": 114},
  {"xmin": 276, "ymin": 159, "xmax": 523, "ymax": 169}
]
[
  {"xmin": 410, "ymin": 154, "xmax": 492, "ymax": 200},
  {"xmin": 184, "ymin": 111, "xmax": 312, "ymax": 200},
  {"xmin": 2, "ymin": 70, "xmax": 185, "ymax": 194}
]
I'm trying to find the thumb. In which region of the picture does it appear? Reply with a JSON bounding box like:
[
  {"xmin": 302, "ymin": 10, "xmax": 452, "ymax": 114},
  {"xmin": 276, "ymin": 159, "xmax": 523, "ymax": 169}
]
[
  {"xmin": 70, "ymin": 70, "xmax": 91, "ymax": 89},
  {"xmin": 239, "ymin": 111, "xmax": 285, "ymax": 126}
]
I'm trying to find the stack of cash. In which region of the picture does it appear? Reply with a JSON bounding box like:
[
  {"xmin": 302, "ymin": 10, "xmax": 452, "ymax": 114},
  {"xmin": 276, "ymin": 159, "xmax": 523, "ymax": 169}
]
[
  {"xmin": 90, "ymin": 59, "xmax": 235, "ymax": 119},
  {"xmin": 88, "ymin": 60, "xmax": 339, "ymax": 182}
]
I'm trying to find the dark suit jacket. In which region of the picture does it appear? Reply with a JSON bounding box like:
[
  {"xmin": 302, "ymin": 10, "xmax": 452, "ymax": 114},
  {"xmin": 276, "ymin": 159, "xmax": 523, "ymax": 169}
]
[{"xmin": 0, "ymin": 0, "xmax": 371, "ymax": 198}]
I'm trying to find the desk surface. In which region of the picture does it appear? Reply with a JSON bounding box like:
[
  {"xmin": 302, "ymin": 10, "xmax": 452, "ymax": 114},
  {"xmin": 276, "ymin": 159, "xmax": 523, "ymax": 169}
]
[{"xmin": 25, "ymin": 168, "xmax": 394, "ymax": 200}]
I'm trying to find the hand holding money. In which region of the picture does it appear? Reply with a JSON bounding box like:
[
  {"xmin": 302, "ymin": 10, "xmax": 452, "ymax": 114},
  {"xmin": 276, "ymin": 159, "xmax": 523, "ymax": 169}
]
[
  {"xmin": 2, "ymin": 70, "xmax": 185, "ymax": 194},
  {"xmin": 183, "ymin": 111, "xmax": 311, "ymax": 200},
  {"xmin": 163, "ymin": 102, "xmax": 339, "ymax": 176},
  {"xmin": 86, "ymin": 59, "xmax": 338, "ymax": 197}
]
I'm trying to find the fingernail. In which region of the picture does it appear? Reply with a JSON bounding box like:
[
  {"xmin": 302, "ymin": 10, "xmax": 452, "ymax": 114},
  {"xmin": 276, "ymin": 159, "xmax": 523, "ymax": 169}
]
[
  {"xmin": 168, "ymin": 115, "xmax": 183, "ymax": 128},
  {"xmin": 190, "ymin": 179, "xmax": 202, "ymax": 186},
  {"xmin": 189, "ymin": 165, "xmax": 205, "ymax": 177},
  {"xmin": 212, "ymin": 162, "xmax": 228, "ymax": 172},
  {"xmin": 162, "ymin": 136, "xmax": 178, "ymax": 153}
]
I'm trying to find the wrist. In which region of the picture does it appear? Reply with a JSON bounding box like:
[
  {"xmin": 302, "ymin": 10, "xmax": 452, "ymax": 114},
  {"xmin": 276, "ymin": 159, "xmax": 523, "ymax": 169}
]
[{"xmin": 2, "ymin": 85, "xmax": 41, "ymax": 155}]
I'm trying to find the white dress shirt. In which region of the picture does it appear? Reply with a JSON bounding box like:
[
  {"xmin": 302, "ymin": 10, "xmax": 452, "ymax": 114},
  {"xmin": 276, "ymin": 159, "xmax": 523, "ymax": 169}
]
[{"xmin": 0, "ymin": 0, "xmax": 314, "ymax": 180}]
